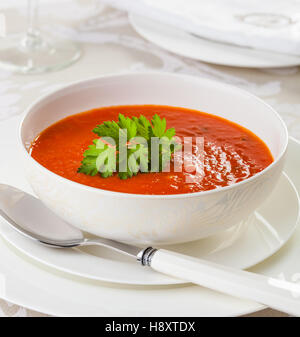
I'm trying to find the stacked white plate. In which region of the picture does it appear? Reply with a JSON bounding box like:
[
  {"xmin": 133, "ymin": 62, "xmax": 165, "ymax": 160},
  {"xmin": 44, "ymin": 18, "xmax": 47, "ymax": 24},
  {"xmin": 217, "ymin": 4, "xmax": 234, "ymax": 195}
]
[{"xmin": 129, "ymin": 15, "xmax": 300, "ymax": 68}]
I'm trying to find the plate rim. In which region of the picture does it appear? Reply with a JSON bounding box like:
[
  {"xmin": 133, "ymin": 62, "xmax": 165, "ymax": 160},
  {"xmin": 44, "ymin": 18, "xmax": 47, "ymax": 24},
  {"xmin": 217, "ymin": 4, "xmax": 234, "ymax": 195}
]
[{"xmin": 0, "ymin": 235, "xmax": 266, "ymax": 316}]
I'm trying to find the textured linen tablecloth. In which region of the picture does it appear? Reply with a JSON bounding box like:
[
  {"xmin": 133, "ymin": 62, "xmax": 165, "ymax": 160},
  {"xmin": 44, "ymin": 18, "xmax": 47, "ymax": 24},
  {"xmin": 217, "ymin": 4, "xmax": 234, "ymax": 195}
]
[{"xmin": 0, "ymin": 0, "xmax": 299, "ymax": 317}]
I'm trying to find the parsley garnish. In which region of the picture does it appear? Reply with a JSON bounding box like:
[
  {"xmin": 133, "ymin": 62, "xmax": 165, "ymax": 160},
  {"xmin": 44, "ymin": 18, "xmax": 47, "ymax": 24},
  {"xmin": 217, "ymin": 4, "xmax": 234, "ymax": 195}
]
[{"xmin": 78, "ymin": 113, "xmax": 180, "ymax": 179}]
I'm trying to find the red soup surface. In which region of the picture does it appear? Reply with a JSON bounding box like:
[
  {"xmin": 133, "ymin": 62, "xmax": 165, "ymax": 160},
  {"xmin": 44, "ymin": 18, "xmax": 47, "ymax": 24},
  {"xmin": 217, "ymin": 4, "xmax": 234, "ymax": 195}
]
[{"xmin": 30, "ymin": 105, "xmax": 273, "ymax": 195}]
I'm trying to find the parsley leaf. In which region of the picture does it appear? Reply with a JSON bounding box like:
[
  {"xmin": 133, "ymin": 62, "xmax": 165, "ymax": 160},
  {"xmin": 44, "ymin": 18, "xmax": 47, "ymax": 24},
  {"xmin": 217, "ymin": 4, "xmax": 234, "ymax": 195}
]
[
  {"xmin": 77, "ymin": 140, "xmax": 102, "ymax": 176},
  {"xmin": 93, "ymin": 120, "xmax": 120, "ymax": 142},
  {"xmin": 151, "ymin": 114, "xmax": 167, "ymax": 138},
  {"xmin": 95, "ymin": 145, "xmax": 116, "ymax": 178},
  {"xmin": 118, "ymin": 114, "xmax": 137, "ymax": 140},
  {"xmin": 78, "ymin": 113, "xmax": 180, "ymax": 179},
  {"xmin": 132, "ymin": 115, "xmax": 152, "ymax": 140},
  {"xmin": 78, "ymin": 140, "xmax": 116, "ymax": 178}
]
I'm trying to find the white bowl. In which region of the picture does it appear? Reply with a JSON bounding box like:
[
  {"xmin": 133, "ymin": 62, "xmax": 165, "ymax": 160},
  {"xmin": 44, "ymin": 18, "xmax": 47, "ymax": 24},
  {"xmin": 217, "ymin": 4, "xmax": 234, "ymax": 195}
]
[{"xmin": 19, "ymin": 72, "xmax": 288, "ymax": 245}]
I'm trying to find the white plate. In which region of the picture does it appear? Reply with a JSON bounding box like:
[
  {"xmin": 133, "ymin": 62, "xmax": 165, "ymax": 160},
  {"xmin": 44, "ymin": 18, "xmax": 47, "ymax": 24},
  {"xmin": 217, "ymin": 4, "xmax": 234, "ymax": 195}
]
[
  {"xmin": 0, "ymin": 173, "xmax": 298, "ymax": 286},
  {"xmin": 129, "ymin": 14, "xmax": 300, "ymax": 68},
  {"xmin": 0, "ymin": 111, "xmax": 298, "ymax": 285},
  {"xmin": 0, "ymin": 134, "xmax": 299, "ymax": 316}
]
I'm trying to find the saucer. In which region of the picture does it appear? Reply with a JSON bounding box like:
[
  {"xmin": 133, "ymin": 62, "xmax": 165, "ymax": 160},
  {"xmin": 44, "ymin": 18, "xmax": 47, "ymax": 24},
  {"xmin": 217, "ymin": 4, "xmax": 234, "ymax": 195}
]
[{"xmin": 0, "ymin": 173, "xmax": 298, "ymax": 285}]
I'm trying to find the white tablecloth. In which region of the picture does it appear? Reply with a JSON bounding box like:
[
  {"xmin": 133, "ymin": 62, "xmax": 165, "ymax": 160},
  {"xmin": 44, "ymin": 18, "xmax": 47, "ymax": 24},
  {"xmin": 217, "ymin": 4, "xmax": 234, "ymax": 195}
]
[{"xmin": 0, "ymin": 0, "xmax": 299, "ymax": 317}]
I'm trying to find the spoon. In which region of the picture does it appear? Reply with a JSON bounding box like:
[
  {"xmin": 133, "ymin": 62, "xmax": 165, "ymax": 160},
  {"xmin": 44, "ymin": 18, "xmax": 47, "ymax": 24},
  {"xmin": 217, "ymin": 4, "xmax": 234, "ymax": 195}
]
[{"xmin": 0, "ymin": 183, "xmax": 300, "ymax": 316}]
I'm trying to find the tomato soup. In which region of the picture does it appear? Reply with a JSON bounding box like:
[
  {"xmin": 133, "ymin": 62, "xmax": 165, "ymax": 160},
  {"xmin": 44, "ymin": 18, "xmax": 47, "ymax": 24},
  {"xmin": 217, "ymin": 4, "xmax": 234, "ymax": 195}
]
[{"xmin": 30, "ymin": 105, "xmax": 273, "ymax": 195}]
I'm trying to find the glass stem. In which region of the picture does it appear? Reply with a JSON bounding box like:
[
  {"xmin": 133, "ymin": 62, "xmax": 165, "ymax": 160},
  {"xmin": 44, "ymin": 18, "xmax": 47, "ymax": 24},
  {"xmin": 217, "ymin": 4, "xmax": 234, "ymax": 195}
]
[
  {"xmin": 23, "ymin": 0, "xmax": 41, "ymax": 49},
  {"xmin": 27, "ymin": 0, "xmax": 39, "ymax": 36}
]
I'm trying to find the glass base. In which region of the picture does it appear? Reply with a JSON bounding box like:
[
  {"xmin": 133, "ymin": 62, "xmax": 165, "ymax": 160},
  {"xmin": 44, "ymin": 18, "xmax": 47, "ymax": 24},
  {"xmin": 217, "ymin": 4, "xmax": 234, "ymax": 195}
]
[{"xmin": 0, "ymin": 33, "xmax": 81, "ymax": 74}]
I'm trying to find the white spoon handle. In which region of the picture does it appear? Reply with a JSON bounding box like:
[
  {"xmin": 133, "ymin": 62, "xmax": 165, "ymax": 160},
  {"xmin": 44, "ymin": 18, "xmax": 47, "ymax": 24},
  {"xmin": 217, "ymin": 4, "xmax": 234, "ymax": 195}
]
[{"xmin": 151, "ymin": 249, "xmax": 300, "ymax": 316}]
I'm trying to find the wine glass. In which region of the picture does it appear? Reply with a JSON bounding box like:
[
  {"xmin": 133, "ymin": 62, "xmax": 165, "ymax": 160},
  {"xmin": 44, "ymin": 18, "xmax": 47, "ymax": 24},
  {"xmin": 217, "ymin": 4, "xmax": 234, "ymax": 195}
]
[{"xmin": 0, "ymin": 0, "xmax": 81, "ymax": 74}]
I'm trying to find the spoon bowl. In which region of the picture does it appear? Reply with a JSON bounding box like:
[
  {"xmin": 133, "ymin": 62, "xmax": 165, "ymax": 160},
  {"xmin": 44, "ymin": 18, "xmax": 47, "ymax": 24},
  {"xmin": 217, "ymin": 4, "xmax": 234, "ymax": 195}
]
[{"xmin": 0, "ymin": 184, "xmax": 142, "ymax": 256}]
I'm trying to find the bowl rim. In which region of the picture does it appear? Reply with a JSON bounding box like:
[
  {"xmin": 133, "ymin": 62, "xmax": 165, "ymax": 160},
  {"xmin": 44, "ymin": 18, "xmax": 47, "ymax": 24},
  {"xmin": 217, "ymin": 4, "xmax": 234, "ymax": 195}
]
[{"xmin": 19, "ymin": 71, "xmax": 289, "ymax": 199}]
